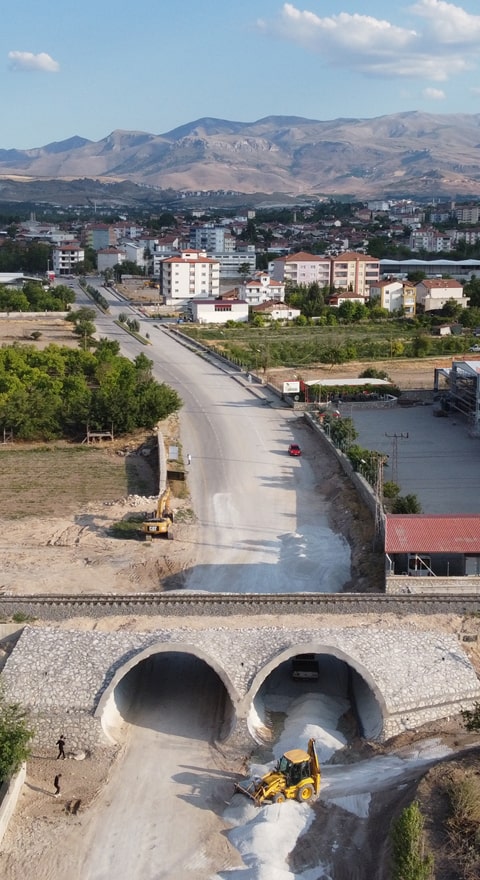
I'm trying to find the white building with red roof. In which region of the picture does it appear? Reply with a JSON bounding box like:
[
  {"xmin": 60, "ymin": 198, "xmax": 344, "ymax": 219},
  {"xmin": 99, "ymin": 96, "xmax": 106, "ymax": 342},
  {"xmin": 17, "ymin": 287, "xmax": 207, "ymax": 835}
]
[{"xmin": 159, "ymin": 249, "xmax": 220, "ymax": 302}]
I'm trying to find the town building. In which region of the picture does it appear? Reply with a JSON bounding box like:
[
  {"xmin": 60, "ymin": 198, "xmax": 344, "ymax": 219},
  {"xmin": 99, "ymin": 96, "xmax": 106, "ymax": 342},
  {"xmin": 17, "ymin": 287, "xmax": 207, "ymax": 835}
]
[
  {"xmin": 269, "ymin": 251, "xmax": 330, "ymax": 286},
  {"xmin": 250, "ymin": 301, "xmax": 301, "ymax": 322},
  {"xmin": 330, "ymin": 251, "xmax": 380, "ymax": 296},
  {"xmin": 97, "ymin": 248, "xmax": 126, "ymax": 273},
  {"xmin": 238, "ymin": 272, "xmax": 285, "ymax": 306},
  {"xmin": 189, "ymin": 298, "xmax": 248, "ymax": 324},
  {"xmin": 368, "ymin": 278, "xmax": 416, "ymax": 316},
  {"xmin": 51, "ymin": 242, "xmax": 84, "ymax": 276},
  {"xmin": 159, "ymin": 249, "xmax": 220, "ymax": 303},
  {"xmin": 415, "ymin": 278, "xmax": 468, "ymax": 312}
]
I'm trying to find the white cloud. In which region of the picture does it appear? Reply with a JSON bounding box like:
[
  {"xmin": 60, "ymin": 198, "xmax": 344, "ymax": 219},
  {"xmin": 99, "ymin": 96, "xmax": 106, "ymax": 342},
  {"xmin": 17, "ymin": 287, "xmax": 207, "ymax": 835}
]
[
  {"xmin": 422, "ymin": 87, "xmax": 446, "ymax": 100},
  {"xmin": 8, "ymin": 51, "xmax": 59, "ymax": 73},
  {"xmin": 262, "ymin": 2, "xmax": 479, "ymax": 84},
  {"xmin": 410, "ymin": 0, "xmax": 480, "ymax": 45}
]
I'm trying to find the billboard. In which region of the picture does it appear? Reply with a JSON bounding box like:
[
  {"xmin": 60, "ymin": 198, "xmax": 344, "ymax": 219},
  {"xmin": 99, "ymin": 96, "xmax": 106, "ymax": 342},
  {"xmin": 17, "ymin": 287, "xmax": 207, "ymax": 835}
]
[{"xmin": 283, "ymin": 381, "xmax": 300, "ymax": 394}]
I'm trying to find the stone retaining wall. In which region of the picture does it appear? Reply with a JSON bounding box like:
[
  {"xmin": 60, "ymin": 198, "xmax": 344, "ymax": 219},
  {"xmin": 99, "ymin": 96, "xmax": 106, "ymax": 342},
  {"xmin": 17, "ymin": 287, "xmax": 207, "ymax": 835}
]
[{"xmin": 3, "ymin": 624, "xmax": 479, "ymax": 752}]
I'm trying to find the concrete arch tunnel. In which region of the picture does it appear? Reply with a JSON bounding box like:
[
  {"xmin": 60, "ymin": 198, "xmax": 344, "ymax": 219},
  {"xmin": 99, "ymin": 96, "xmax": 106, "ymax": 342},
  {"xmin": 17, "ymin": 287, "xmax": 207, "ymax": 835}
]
[
  {"xmin": 95, "ymin": 641, "xmax": 240, "ymax": 745},
  {"xmin": 3, "ymin": 624, "xmax": 479, "ymax": 752},
  {"xmin": 241, "ymin": 642, "xmax": 387, "ymax": 744},
  {"xmin": 95, "ymin": 639, "xmax": 388, "ymax": 749}
]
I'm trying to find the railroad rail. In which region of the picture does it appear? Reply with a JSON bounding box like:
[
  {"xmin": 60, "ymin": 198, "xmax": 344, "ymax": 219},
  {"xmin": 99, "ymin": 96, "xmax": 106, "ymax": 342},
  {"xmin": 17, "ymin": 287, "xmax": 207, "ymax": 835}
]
[{"xmin": 1, "ymin": 592, "xmax": 480, "ymax": 619}]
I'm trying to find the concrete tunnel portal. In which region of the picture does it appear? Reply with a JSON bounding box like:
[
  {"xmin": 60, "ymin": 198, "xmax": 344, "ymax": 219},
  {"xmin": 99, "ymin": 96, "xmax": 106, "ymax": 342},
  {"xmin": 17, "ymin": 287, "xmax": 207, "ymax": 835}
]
[
  {"xmin": 245, "ymin": 645, "xmax": 386, "ymax": 745},
  {"xmin": 96, "ymin": 641, "xmax": 386, "ymax": 749}
]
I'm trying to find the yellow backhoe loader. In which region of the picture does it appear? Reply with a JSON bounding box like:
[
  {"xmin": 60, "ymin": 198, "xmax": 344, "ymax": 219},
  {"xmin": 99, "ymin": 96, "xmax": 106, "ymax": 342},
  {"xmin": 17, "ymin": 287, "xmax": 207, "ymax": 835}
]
[
  {"xmin": 142, "ymin": 487, "xmax": 174, "ymax": 540},
  {"xmin": 235, "ymin": 738, "xmax": 320, "ymax": 805}
]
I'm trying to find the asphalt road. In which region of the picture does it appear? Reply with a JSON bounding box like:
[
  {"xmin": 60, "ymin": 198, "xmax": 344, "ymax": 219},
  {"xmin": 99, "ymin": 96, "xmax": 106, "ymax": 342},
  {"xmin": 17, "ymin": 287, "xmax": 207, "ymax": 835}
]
[{"xmin": 83, "ymin": 282, "xmax": 351, "ymax": 593}]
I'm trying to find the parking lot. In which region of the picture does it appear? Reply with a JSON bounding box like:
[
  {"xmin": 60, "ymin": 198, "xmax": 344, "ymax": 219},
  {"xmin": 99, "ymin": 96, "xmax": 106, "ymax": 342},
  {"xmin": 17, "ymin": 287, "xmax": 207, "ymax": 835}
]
[{"xmin": 347, "ymin": 403, "xmax": 480, "ymax": 514}]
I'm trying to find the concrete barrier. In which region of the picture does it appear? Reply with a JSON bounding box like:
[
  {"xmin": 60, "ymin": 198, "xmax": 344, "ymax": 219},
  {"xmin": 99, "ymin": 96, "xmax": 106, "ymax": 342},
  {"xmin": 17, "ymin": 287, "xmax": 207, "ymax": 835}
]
[{"xmin": 0, "ymin": 764, "xmax": 26, "ymax": 846}]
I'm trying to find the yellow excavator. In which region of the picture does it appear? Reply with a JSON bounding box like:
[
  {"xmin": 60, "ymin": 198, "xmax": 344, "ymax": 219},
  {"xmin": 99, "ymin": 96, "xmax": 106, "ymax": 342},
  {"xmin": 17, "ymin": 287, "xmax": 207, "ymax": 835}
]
[
  {"xmin": 142, "ymin": 487, "xmax": 174, "ymax": 540},
  {"xmin": 235, "ymin": 738, "xmax": 320, "ymax": 805}
]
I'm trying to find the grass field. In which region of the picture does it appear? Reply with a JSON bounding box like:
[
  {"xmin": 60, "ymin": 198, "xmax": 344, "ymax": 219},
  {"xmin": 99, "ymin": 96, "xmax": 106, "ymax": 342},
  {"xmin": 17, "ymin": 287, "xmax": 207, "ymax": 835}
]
[{"xmin": 0, "ymin": 444, "xmax": 156, "ymax": 518}]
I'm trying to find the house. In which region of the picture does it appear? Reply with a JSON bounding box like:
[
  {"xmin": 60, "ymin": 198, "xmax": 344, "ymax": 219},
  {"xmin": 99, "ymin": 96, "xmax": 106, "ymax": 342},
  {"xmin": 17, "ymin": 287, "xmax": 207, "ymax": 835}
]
[
  {"xmin": 415, "ymin": 278, "xmax": 468, "ymax": 312},
  {"xmin": 328, "ymin": 291, "xmax": 367, "ymax": 308},
  {"xmin": 189, "ymin": 297, "xmax": 248, "ymax": 324},
  {"xmin": 385, "ymin": 514, "xmax": 480, "ymax": 594},
  {"xmin": 368, "ymin": 278, "xmax": 416, "ymax": 315},
  {"xmin": 250, "ymin": 300, "xmax": 301, "ymax": 321},
  {"xmin": 159, "ymin": 249, "xmax": 220, "ymax": 302},
  {"xmin": 238, "ymin": 272, "xmax": 286, "ymax": 305}
]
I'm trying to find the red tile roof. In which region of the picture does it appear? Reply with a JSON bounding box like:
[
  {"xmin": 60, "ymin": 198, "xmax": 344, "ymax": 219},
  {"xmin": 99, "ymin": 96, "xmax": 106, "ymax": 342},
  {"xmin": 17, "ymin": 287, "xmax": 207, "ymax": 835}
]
[{"xmin": 385, "ymin": 514, "xmax": 480, "ymax": 553}]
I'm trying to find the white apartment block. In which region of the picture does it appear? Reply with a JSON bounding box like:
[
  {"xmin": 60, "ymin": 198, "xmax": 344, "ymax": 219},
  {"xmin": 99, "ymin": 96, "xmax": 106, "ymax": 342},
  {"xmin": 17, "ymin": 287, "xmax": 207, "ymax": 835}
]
[
  {"xmin": 409, "ymin": 228, "xmax": 451, "ymax": 252},
  {"xmin": 159, "ymin": 249, "xmax": 220, "ymax": 302},
  {"xmin": 124, "ymin": 242, "xmax": 148, "ymax": 270},
  {"xmin": 238, "ymin": 272, "xmax": 285, "ymax": 305},
  {"xmin": 269, "ymin": 251, "xmax": 331, "ymax": 286},
  {"xmin": 52, "ymin": 242, "xmax": 84, "ymax": 276},
  {"xmin": 369, "ymin": 279, "xmax": 416, "ymax": 316},
  {"xmin": 415, "ymin": 278, "xmax": 468, "ymax": 312}
]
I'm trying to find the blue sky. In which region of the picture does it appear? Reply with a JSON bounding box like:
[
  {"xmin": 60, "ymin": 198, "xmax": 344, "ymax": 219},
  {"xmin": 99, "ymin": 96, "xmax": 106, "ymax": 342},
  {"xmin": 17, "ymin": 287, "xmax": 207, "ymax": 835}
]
[{"xmin": 3, "ymin": 0, "xmax": 480, "ymax": 149}]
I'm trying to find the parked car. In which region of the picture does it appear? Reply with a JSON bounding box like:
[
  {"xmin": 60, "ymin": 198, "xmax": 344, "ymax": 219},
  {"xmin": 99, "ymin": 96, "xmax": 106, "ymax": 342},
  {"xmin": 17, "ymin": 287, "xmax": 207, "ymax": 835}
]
[
  {"xmin": 469, "ymin": 345, "xmax": 480, "ymax": 352},
  {"xmin": 288, "ymin": 443, "xmax": 302, "ymax": 457}
]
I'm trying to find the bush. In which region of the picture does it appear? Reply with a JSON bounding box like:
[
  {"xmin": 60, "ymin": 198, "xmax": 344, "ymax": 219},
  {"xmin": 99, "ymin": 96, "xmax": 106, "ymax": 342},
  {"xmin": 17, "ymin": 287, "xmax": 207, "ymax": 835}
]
[
  {"xmin": 0, "ymin": 691, "xmax": 34, "ymax": 782},
  {"xmin": 390, "ymin": 801, "xmax": 434, "ymax": 880},
  {"xmin": 392, "ymin": 494, "xmax": 422, "ymax": 514}
]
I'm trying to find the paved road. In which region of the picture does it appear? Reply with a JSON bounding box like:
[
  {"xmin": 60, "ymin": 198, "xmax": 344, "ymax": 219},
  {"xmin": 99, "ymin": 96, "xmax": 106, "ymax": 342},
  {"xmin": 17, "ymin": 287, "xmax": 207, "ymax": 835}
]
[{"xmin": 80, "ymin": 282, "xmax": 351, "ymax": 593}]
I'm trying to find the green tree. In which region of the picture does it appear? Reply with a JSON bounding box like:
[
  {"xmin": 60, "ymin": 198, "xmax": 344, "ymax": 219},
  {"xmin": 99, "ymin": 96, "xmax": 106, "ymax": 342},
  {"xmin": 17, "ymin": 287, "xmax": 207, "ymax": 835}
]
[
  {"xmin": 238, "ymin": 262, "xmax": 251, "ymax": 281},
  {"xmin": 392, "ymin": 494, "xmax": 422, "ymax": 514},
  {"xmin": 0, "ymin": 691, "xmax": 34, "ymax": 782},
  {"xmin": 390, "ymin": 801, "xmax": 434, "ymax": 880}
]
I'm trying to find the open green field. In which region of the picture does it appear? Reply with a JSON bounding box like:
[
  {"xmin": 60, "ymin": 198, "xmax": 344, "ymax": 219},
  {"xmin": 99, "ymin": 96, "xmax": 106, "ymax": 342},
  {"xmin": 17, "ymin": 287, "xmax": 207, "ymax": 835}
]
[
  {"xmin": 0, "ymin": 444, "xmax": 155, "ymax": 518},
  {"xmin": 180, "ymin": 323, "xmax": 472, "ymax": 371}
]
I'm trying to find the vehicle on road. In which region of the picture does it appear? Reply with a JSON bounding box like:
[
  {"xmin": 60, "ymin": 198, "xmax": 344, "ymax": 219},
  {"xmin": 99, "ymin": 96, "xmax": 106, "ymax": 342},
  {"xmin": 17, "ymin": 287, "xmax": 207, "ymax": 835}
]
[
  {"xmin": 288, "ymin": 443, "xmax": 302, "ymax": 456},
  {"xmin": 469, "ymin": 345, "xmax": 480, "ymax": 352},
  {"xmin": 291, "ymin": 654, "xmax": 320, "ymax": 680},
  {"xmin": 235, "ymin": 738, "xmax": 320, "ymax": 805}
]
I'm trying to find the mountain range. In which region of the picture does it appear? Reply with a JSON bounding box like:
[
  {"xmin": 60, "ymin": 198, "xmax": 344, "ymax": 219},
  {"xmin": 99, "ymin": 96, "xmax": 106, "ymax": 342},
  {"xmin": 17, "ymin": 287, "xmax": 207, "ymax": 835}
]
[{"xmin": 2, "ymin": 112, "xmax": 480, "ymax": 204}]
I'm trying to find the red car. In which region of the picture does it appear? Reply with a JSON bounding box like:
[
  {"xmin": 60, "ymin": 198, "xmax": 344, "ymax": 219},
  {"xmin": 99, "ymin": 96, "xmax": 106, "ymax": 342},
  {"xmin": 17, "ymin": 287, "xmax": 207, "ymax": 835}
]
[{"xmin": 288, "ymin": 443, "xmax": 302, "ymax": 457}]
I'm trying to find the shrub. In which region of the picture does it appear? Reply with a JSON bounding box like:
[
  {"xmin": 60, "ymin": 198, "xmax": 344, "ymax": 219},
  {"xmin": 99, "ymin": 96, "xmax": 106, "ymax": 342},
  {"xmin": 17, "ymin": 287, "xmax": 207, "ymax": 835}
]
[
  {"xmin": 0, "ymin": 691, "xmax": 34, "ymax": 782},
  {"xmin": 390, "ymin": 801, "xmax": 434, "ymax": 880}
]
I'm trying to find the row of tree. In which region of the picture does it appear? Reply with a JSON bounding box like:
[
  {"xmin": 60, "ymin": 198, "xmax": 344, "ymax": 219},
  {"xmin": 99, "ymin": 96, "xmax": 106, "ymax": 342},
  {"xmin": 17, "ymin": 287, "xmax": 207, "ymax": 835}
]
[
  {"xmin": 0, "ymin": 336, "xmax": 181, "ymax": 440},
  {"xmin": 0, "ymin": 281, "xmax": 75, "ymax": 313}
]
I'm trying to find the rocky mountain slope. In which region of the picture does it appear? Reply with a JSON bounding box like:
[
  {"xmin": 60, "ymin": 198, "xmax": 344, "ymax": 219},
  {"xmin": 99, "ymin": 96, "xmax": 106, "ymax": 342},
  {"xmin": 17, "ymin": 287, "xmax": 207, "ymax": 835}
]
[{"xmin": 2, "ymin": 111, "xmax": 480, "ymax": 199}]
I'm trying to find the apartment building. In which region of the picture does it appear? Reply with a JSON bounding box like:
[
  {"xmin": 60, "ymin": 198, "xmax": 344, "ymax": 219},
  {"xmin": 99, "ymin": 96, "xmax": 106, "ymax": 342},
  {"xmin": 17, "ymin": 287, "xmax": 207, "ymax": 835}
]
[
  {"xmin": 330, "ymin": 251, "xmax": 380, "ymax": 296},
  {"xmin": 269, "ymin": 251, "xmax": 331, "ymax": 286},
  {"xmin": 415, "ymin": 278, "xmax": 468, "ymax": 312},
  {"xmin": 238, "ymin": 272, "xmax": 285, "ymax": 305},
  {"xmin": 369, "ymin": 279, "xmax": 416, "ymax": 316},
  {"xmin": 159, "ymin": 249, "xmax": 220, "ymax": 302},
  {"xmin": 409, "ymin": 228, "xmax": 452, "ymax": 253},
  {"xmin": 52, "ymin": 242, "xmax": 84, "ymax": 276}
]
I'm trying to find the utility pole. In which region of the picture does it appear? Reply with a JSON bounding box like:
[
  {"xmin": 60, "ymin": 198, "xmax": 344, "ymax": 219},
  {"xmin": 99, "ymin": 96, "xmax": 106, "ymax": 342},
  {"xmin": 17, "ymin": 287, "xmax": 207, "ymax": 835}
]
[
  {"xmin": 373, "ymin": 452, "xmax": 385, "ymax": 548},
  {"xmin": 385, "ymin": 432, "xmax": 409, "ymax": 484}
]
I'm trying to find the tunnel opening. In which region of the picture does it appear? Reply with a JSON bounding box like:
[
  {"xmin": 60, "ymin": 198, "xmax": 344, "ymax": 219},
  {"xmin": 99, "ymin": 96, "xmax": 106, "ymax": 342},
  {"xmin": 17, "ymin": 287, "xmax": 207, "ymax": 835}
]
[
  {"xmin": 248, "ymin": 651, "xmax": 383, "ymax": 754},
  {"xmin": 100, "ymin": 651, "xmax": 235, "ymax": 745}
]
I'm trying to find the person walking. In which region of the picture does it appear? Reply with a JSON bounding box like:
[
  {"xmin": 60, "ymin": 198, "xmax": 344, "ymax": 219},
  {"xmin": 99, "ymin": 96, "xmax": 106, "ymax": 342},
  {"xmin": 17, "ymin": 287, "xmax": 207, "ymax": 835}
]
[
  {"xmin": 187, "ymin": 453, "xmax": 192, "ymax": 466},
  {"xmin": 56, "ymin": 735, "xmax": 66, "ymax": 760},
  {"xmin": 53, "ymin": 773, "xmax": 62, "ymax": 797}
]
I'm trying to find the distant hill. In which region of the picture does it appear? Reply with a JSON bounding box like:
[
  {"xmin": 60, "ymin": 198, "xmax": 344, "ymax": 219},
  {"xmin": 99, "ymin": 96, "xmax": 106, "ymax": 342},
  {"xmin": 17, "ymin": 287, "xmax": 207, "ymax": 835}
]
[{"xmin": 2, "ymin": 112, "xmax": 480, "ymax": 201}]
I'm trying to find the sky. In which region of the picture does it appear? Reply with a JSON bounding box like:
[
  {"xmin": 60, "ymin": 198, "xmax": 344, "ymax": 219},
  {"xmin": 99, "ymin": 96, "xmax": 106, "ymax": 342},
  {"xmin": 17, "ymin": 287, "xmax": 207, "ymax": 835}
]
[{"xmin": 3, "ymin": 0, "xmax": 480, "ymax": 149}]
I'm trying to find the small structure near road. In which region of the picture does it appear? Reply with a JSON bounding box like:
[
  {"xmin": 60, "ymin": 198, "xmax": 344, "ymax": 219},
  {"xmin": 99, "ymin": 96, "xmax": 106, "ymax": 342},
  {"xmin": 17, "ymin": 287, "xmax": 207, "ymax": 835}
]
[{"xmin": 385, "ymin": 513, "xmax": 480, "ymax": 593}]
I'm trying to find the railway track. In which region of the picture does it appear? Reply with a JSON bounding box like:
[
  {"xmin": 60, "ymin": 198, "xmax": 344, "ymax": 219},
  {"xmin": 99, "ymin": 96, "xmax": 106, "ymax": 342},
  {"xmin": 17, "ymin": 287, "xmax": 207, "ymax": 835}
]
[{"xmin": 1, "ymin": 592, "xmax": 480, "ymax": 618}]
